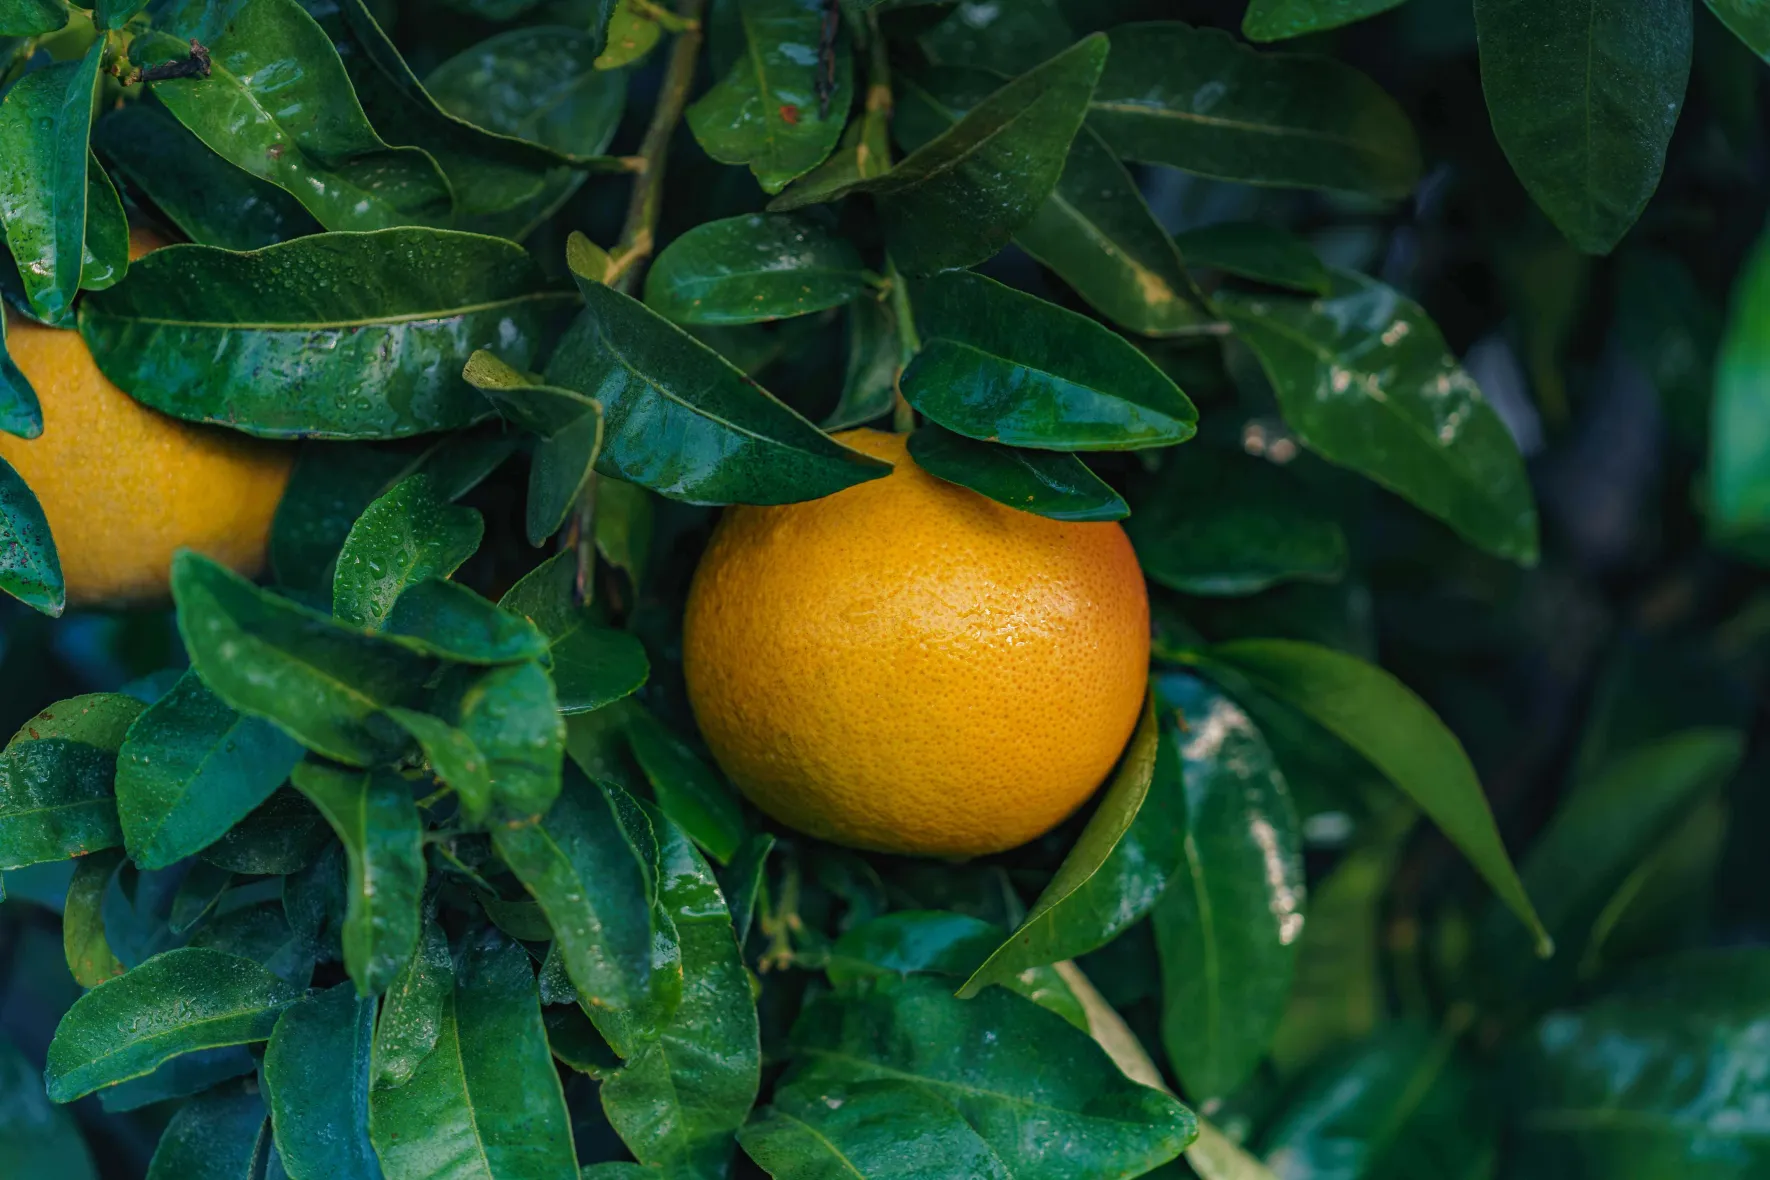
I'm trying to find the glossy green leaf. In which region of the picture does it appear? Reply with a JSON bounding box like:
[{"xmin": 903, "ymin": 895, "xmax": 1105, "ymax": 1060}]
[
  {"xmin": 426, "ymin": 26, "xmax": 626, "ymax": 160},
  {"xmin": 77, "ymin": 159, "xmax": 128, "ymax": 293},
  {"xmin": 1173, "ymin": 222, "xmax": 1330, "ymax": 295},
  {"xmin": 44, "ymin": 946, "xmax": 303, "ymax": 1102},
  {"xmin": 369, "ymin": 929, "xmax": 577, "ymax": 1180},
  {"xmin": 64, "ymin": 848, "xmax": 124, "ymax": 988},
  {"xmin": 0, "ymin": 1033, "xmax": 95, "ymax": 1179},
  {"xmin": 777, "ymin": 37, "xmax": 1105, "ymax": 275},
  {"xmin": 825, "ymin": 296, "xmax": 899, "ymax": 431},
  {"xmin": 722, "ymin": 831, "xmax": 774, "ymax": 947},
  {"xmin": 686, "ymin": 0, "xmax": 853, "ymax": 193},
  {"xmin": 0, "ymin": 693, "xmax": 142, "ymax": 869},
  {"xmin": 741, "ymin": 1078, "xmax": 1011, "ymax": 1180},
  {"xmin": 116, "ymin": 669, "xmax": 306, "ymax": 871},
  {"xmin": 908, "ymin": 426, "xmax": 1128, "ymax": 522},
  {"xmin": 788, "ymin": 974, "xmax": 1195, "ymax": 1179},
  {"xmin": 135, "ymin": 10, "xmax": 449, "ymax": 231},
  {"xmin": 1217, "ymin": 271, "xmax": 1539, "ymax": 564},
  {"xmin": 625, "ymin": 704, "xmax": 744, "ymax": 864},
  {"xmin": 0, "ymin": 0, "xmax": 67, "ymax": 35},
  {"xmin": 462, "ymin": 349, "xmax": 599, "ymax": 438},
  {"xmin": 1711, "ymin": 218, "xmax": 1770, "ymax": 546},
  {"xmin": 334, "ymin": 473, "xmax": 484, "ymax": 630},
  {"xmin": 903, "ymin": 270, "xmax": 1197, "ymax": 451},
  {"xmin": 498, "ymin": 550, "xmax": 650, "ymax": 714},
  {"xmin": 1474, "ymin": 0, "xmax": 1691, "ymax": 253},
  {"xmin": 527, "ymin": 407, "xmax": 604, "ymax": 547},
  {"xmin": 1708, "ymin": 0, "xmax": 1770, "ymax": 59},
  {"xmin": 1150, "ymin": 673, "xmax": 1305, "ymax": 1101},
  {"xmin": 145, "ymin": 1085, "xmax": 271, "ymax": 1180},
  {"xmin": 492, "ymin": 769, "xmax": 669, "ymax": 1057},
  {"xmin": 290, "ymin": 761, "xmax": 424, "ymax": 995},
  {"xmin": 1243, "ymin": 0, "xmax": 1410, "ymax": 40},
  {"xmin": 1512, "ymin": 949, "xmax": 1770, "ymax": 1179},
  {"xmin": 172, "ymin": 551, "xmax": 434, "ymax": 767},
  {"xmin": 263, "ymin": 983, "xmax": 380, "ymax": 1180},
  {"xmin": 1189, "ymin": 639, "xmax": 1550, "ymax": 954},
  {"xmin": 958, "ymin": 697, "xmax": 1165, "ymax": 994},
  {"xmin": 371, "ymin": 914, "xmax": 452, "ymax": 1089},
  {"xmin": 0, "ymin": 45, "xmax": 102, "ymax": 323},
  {"xmin": 1090, "ymin": 22, "xmax": 1420, "ymax": 198},
  {"xmin": 600, "ymin": 811, "xmax": 760, "ymax": 1177},
  {"xmin": 897, "ymin": 70, "xmax": 1207, "ymax": 338},
  {"xmin": 450, "ymin": 660, "xmax": 566, "ymax": 817},
  {"xmin": 595, "ymin": 0, "xmax": 662, "ymax": 69},
  {"xmin": 383, "ymin": 579, "xmax": 550, "ymax": 665},
  {"xmin": 545, "ymin": 246, "xmax": 890, "ymax": 504},
  {"xmin": 80, "ymin": 229, "xmax": 571, "ymax": 440},
  {"xmin": 0, "ymin": 298, "xmax": 44, "ymax": 439},
  {"xmin": 1259, "ymin": 1024, "xmax": 1486, "ymax": 1180},
  {"xmin": 830, "ymin": 910, "xmax": 1086, "ymax": 1030},
  {"xmin": 1127, "ymin": 445, "xmax": 1348, "ymax": 596},
  {"xmin": 198, "ymin": 788, "xmax": 332, "ymax": 876},
  {"xmin": 0, "ymin": 453, "xmax": 63, "ymax": 616},
  {"xmin": 92, "ymin": 102, "xmax": 324, "ymax": 251},
  {"xmin": 645, "ymin": 214, "xmax": 869, "ymax": 325}
]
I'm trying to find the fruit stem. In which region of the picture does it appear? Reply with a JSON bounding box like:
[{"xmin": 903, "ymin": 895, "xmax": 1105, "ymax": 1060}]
[{"xmin": 606, "ymin": 0, "xmax": 706, "ymax": 296}]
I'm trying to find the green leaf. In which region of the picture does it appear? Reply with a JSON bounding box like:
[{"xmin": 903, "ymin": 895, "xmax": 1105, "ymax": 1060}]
[
  {"xmin": 0, "ymin": 301, "xmax": 45, "ymax": 440},
  {"xmin": 290, "ymin": 760, "xmax": 425, "ymax": 996},
  {"xmin": 426, "ymin": 26, "xmax": 626, "ymax": 161},
  {"xmin": 139, "ymin": 0, "xmax": 452, "ymax": 232},
  {"xmin": 897, "ymin": 70, "xmax": 1208, "ymax": 338},
  {"xmin": 0, "ymin": 453, "xmax": 63, "ymax": 615},
  {"xmin": 686, "ymin": 0, "xmax": 853, "ymax": 193},
  {"xmin": 527, "ymin": 407, "xmax": 604, "ymax": 547},
  {"xmin": 64, "ymin": 848, "xmax": 124, "ymax": 988},
  {"xmin": 80, "ymin": 229, "xmax": 571, "ymax": 440},
  {"xmin": 1474, "ymin": 0, "xmax": 1691, "ymax": 253},
  {"xmin": 0, "ymin": 1033, "xmax": 95, "ymax": 1179},
  {"xmin": 1189, "ymin": 639, "xmax": 1550, "ymax": 954},
  {"xmin": 829, "ymin": 910, "xmax": 1086, "ymax": 1030},
  {"xmin": 825, "ymin": 296, "xmax": 899, "ymax": 430},
  {"xmin": 116, "ymin": 670, "xmax": 306, "ymax": 871},
  {"xmin": 383, "ymin": 579, "xmax": 551, "ymax": 665},
  {"xmin": 645, "ymin": 214, "xmax": 870, "ymax": 325},
  {"xmin": 1126, "ymin": 445, "xmax": 1348, "ymax": 596},
  {"xmin": 77, "ymin": 158, "xmax": 128, "ymax": 293},
  {"xmin": 1512, "ymin": 949, "xmax": 1770, "ymax": 1179},
  {"xmin": 1259, "ymin": 1024, "xmax": 1486, "ymax": 1180},
  {"xmin": 145, "ymin": 1085, "xmax": 271, "ymax": 1180},
  {"xmin": 262, "ymin": 983, "xmax": 380, "ymax": 1180},
  {"xmin": 1710, "ymin": 218, "xmax": 1770, "ymax": 547},
  {"xmin": 44, "ymin": 946, "xmax": 303, "ymax": 1102},
  {"xmin": 741, "ymin": 1078, "xmax": 1012, "ymax": 1180},
  {"xmin": 1173, "ymin": 222, "xmax": 1330, "ymax": 295},
  {"xmin": 1217, "ymin": 271, "xmax": 1539, "ymax": 564},
  {"xmin": 172, "ymin": 551, "xmax": 434, "ymax": 767},
  {"xmin": 462, "ymin": 349, "xmax": 599, "ymax": 438},
  {"xmin": 92, "ymin": 102, "xmax": 323, "ymax": 251},
  {"xmin": 545, "ymin": 248, "xmax": 891, "ymax": 504},
  {"xmin": 957, "ymin": 696, "xmax": 1165, "ymax": 995},
  {"xmin": 1243, "ymin": 0, "xmax": 1410, "ymax": 40},
  {"xmin": 595, "ymin": 0, "xmax": 663, "ymax": 69},
  {"xmin": 1089, "ymin": 22, "xmax": 1420, "ymax": 198},
  {"xmin": 99, "ymin": 1046, "xmax": 260, "ymax": 1115},
  {"xmin": 776, "ymin": 37, "xmax": 1106, "ymax": 275},
  {"xmin": 334, "ymin": 474, "xmax": 484, "ymax": 630},
  {"xmin": 168, "ymin": 861, "xmax": 233, "ymax": 934},
  {"xmin": 492, "ymin": 769, "xmax": 672, "ymax": 1057},
  {"xmin": 498, "ymin": 551, "xmax": 650, "ymax": 715},
  {"xmin": 449, "ymin": 660, "xmax": 566, "ymax": 817},
  {"xmin": 920, "ymin": 0, "xmax": 1071, "ymax": 73},
  {"xmin": 0, "ymin": 44, "xmax": 102, "ymax": 323},
  {"xmin": 722, "ymin": 831, "xmax": 774, "ymax": 946},
  {"xmin": 369, "ymin": 929, "xmax": 578, "ymax": 1180},
  {"xmin": 371, "ymin": 914, "xmax": 452, "ymax": 1089},
  {"xmin": 1480, "ymin": 730, "xmax": 1744, "ymax": 1004},
  {"xmin": 0, "ymin": 693, "xmax": 143, "ymax": 869},
  {"xmin": 1708, "ymin": 0, "xmax": 1770, "ymax": 59},
  {"xmin": 600, "ymin": 811, "xmax": 761, "ymax": 1178},
  {"xmin": 625, "ymin": 704, "xmax": 745, "ymax": 864},
  {"xmin": 0, "ymin": 0, "xmax": 68, "ymax": 36},
  {"xmin": 903, "ymin": 270, "xmax": 1197, "ymax": 451},
  {"xmin": 93, "ymin": 0, "xmax": 146, "ymax": 29},
  {"xmin": 788, "ymin": 974, "xmax": 1196, "ymax": 1179},
  {"xmin": 908, "ymin": 426, "xmax": 1129, "ymax": 522},
  {"xmin": 1150, "ymin": 673, "xmax": 1305, "ymax": 1101},
  {"xmin": 198, "ymin": 788, "xmax": 332, "ymax": 876}
]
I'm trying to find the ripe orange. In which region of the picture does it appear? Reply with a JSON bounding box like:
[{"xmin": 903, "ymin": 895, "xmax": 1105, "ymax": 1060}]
[
  {"xmin": 0, "ymin": 229, "xmax": 293, "ymax": 607},
  {"xmin": 682, "ymin": 428, "xmax": 1150, "ymax": 858}
]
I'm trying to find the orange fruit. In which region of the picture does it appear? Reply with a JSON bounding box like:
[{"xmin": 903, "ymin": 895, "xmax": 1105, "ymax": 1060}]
[
  {"xmin": 0, "ymin": 229, "xmax": 293, "ymax": 607},
  {"xmin": 682, "ymin": 428, "xmax": 1150, "ymax": 858}
]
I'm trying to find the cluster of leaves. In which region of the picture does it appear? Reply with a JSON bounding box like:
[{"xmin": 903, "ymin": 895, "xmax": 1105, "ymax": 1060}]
[{"xmin": 0, "ymin": 0, "xmax": 1768, "ymax": 1178}]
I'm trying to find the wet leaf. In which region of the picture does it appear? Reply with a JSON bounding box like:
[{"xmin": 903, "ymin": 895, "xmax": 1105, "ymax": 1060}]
[
  {"xmin": 645, "ymin": 213, "xmax": 870, "ymax": 325},
  {"xmin": 741, "ymin": 1079, "xmax": 1011, "ymax": 1179},
  {"xmin": 144, "ymin": 1085, "xmax": 271, "ymax": 1180},
  {"xmin": 333, "ymin": 474, "xmax": 484, "ymax": 631},
  {"xmin": 498, "ymin": 551, "xmax": 650, "ymax": 714},
  {"xmin": 1173, "ymin": 222, "xmax": 1330, "ymax": 295},
  {"xmin": 625, "ymin": 703, "xmax": 745, "ymax": 864},
  {"xmin": 0, "ymin": 693, "xmax": 143, "ymax": 869},
  {"xmin": 908, "ymin": 426, "xmax": 1128, "ymax": 522},
  {"xmin": 426, "ymin": 26, "xmax": 626, "ymax": 161},
  {"xmin": 262, "ymin": 983, "xmax": 380, "ymax": 1180},
  {"xmin": 0, "ymin": 44, "xmax": 103, "ymax": 323},
  {"xmin": 0, "ymin": 453, "xmax": 62, "ymax": 616},
  {"xmin": 371, "ymin": 914, "xmax": 452, "ymax": 1089}
]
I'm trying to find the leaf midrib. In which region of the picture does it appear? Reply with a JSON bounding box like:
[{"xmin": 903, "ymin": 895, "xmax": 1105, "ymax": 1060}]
[{"xmin": 89, "ymin": 289, "xmax": 572, "ymax": 333}]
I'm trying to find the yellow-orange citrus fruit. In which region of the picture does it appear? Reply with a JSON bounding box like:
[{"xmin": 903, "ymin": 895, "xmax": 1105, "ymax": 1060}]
[
  {"xmin": 0, "ymin": 229, "xmax": 293, "ymax": 607},
  {"xmin": 682, "ymin": 428, "xmax": 1150, "ymax": 858}
]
